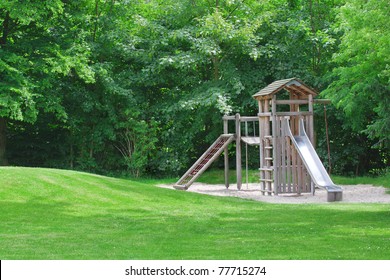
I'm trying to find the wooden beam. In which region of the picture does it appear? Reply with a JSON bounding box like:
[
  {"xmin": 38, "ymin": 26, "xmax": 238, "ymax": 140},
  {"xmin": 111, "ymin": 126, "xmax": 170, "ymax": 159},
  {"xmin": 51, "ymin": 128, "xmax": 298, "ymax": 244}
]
[
  {"xmin": 224, "ymin": 117, "xmax": 229, "ymax": 189},
  {"xmin": 274, "ymin": 112, "xmax": 311, "ymax": 116},
  {"xmin": 308, "ymin": 94, "xmax": 314, "ymax": 143},
  {"xmin": 313, "ymin": 99, "xmax": 332, "ymax": 104},
  {"xmin": 222, "ymin": 115, "xmax": 236, "ymax": 121},
  {"xmin": 239, "ymin": 116, "xmax": 259, "ymax": 122},
  {"xmin": 235, "ymin": 113, "xmax": 242, "ymax": 190},
  {"xmin": 258, "ymin": 112, "xmax": 272, "ymax": 117},
  {"xmin": 275, "ymin": 100, "xmax": 309, "ymax": 105},
  {"xmin": 271, "ymin": 95, "xmax": 278, "ymax": 195}
]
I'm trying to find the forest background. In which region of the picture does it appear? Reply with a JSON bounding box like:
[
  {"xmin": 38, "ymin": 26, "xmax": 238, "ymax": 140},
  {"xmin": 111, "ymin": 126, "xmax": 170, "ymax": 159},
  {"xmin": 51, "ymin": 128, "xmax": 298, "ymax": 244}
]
[{"xmin": 0, "ymin": 0, "xmax": 388, "ymax": 178}]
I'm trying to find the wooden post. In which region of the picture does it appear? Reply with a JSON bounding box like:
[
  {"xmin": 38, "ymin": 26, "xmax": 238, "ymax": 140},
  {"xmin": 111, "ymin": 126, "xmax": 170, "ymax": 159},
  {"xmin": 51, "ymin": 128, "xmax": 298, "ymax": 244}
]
[
  {"xmin": 286, "ymin": 118, "xmax": 292, "ymax": 192},
  {"xmin": 235, "ymin": 113, "xmax": 242, "ymax": 190},
  {"xmin": 308, "ymin": 94, "xmax": 314, "ymax": 144},
  {"xmin": 223, "ymin": 116, "xmax": 229, "ymax": 189},
  {"xmin": 271, "ymin": 95, "xmax": 278, "ymax": 195},
  {"xmin": 308, "ymin": 94, "xmax": 315, "ymax": 194}
]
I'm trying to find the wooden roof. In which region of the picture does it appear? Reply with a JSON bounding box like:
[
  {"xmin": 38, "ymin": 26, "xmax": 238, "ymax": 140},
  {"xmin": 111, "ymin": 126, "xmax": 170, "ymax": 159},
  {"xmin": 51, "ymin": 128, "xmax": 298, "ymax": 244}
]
[{"xmin": 253, "ymin": 78, "xmax": 318, "ymax": 100}]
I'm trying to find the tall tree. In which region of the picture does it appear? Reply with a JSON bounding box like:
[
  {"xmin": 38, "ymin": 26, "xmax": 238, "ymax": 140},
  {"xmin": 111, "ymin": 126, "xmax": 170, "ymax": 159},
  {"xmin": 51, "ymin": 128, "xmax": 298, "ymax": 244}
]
[
  {"xmin": 323, "ymin": 0, "xmax": 390, "ymax": 149},
  {"xmin": 0, "ymin": 0, "xmax": 93, "ymax": 165}
]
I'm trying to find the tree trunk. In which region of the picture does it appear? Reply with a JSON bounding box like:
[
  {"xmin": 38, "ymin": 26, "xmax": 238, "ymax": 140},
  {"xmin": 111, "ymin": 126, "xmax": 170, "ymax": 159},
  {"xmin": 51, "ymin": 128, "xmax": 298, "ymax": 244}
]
[
  {"xmin": 0, "ymin": 117, "xmax": 8, "ymax": 166},
  {"xmin": 1, "ymin": 11, "xmax": 10, "ymax": 46}
]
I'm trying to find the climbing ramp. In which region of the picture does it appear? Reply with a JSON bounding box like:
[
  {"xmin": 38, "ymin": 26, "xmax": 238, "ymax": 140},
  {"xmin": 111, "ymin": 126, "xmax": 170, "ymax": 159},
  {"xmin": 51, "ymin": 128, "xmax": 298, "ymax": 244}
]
[{"xmin": 174, "ymin": 134, "xmax": 235, "ymax": 190}]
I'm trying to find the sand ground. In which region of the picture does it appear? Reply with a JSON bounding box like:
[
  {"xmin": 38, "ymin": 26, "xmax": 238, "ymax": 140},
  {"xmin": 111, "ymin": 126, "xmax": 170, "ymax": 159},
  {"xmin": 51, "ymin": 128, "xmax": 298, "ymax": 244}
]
[{"xmin": 158, "ymin": 183, "xmax": 390, "ymax": 204}]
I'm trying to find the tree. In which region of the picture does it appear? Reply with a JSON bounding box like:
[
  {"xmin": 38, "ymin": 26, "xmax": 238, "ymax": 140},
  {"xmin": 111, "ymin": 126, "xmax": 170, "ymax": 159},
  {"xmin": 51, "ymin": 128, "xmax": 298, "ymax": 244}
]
[
  {"xmin": 0, "ymin": 0, "xmax": 94, "ymax": 165},
  {"xmin": 5, "ymin": 0, "xmax": 386, "ymax": 176},
  {"xmin": 323, "ymin": 0, "xmax": 390, "ymax": 149}
]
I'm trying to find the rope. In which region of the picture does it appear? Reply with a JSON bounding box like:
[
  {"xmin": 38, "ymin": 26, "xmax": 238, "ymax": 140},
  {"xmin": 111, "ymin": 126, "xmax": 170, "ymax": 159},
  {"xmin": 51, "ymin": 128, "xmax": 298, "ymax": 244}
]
[{"xmin": 323, "ymin": 105, "xmax": 332, "ymax": 174}]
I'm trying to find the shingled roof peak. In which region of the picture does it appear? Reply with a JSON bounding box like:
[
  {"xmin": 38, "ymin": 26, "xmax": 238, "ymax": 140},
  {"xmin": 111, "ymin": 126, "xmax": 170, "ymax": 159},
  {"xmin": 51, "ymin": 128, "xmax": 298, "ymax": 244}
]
[{"xmin": 253, "ymin": 78, "xmax": 317, "ymax": 100}]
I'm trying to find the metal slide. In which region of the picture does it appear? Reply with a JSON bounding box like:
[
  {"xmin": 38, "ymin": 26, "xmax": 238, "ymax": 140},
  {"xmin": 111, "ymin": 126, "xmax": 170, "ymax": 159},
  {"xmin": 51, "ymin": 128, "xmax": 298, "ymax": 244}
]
[{"xmin": 286, "ymin": 118, "xmax": 343, "ymax": 202}]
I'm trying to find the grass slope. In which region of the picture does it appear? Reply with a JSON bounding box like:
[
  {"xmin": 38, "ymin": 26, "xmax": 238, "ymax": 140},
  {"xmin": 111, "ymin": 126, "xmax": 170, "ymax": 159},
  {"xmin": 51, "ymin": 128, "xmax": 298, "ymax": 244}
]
[{"xmin": 0, "ymin": 167, "xmax": 389, "ymax": 260}]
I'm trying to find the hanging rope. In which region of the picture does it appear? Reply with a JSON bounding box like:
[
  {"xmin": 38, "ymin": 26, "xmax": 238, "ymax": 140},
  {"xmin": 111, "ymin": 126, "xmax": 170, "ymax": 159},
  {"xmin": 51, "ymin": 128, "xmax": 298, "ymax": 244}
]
[{"xmin": 323, "ymin": 105, "xmax": 332, "ymax": 174}]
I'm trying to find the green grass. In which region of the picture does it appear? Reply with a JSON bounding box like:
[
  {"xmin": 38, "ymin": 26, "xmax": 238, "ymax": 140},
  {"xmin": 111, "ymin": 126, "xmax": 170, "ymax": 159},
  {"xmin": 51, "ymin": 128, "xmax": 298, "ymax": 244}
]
[
  {"xmin": 332, "ymin": 173, "xmax": 390, "ymax": 189},
  {"xmin": 196, "ymin": 169, "xmax": 259, "ymax": 184},
  {"xmin": 1, "ymin": 167, "xmax": 390, "ymax": 260}
]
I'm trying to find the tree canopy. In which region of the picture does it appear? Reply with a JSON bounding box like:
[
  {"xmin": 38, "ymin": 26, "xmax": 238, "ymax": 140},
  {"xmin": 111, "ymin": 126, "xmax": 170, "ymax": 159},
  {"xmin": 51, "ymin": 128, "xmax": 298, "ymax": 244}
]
[
  {"xmin": 1, "ymin": 0, "xmax": 388, "ymax": 176},
  {"xmin": 324, "ymin": 0, "xmax": 390, "ymax": 148}
]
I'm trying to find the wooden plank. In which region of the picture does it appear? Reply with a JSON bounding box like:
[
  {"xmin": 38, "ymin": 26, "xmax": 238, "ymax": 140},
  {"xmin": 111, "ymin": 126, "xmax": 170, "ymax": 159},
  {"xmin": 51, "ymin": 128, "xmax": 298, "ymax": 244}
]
[
  {"xmin": 258, "ymin": 112, "xmax": 272, "ymax": 117},
  {"xmin": 276, "ymin": 116, "xmax": 282, "ymax": 193},
  {"xmin": 223, "ymin": 118, "xmax": 229, "ymax": 189},
  {"xmin": 258, "ymin": 100, "xmax": 262, "ymax": 114},
  {"xmin": 281, "ymin": 117, "xmax": 286, "ymax": 193},
  {"xmin": 240, "ymin": 116, "xmax": 259, "ymax": 122},
  {"xmin": 235, "ymin": 113, "xmax": 242, "ymax": 190},
  {"xmin": 223, "ymin": 115, "xmax": 259, "ymax": 122},
  {"xmin": 308, "ymin": 94, "xmax": 314, "ymax": 144},
  {"xmin": 272, "ymin": 95, "xmax": 278, "ymax": 195},
  {"xmin": 296, "ymin": 152, "xmax": 303, "ymax": 193},
  {"xmin": 259, "ymin": 167, "xmax": 273, "ymax": 171},
  {"xmin": 299, "ymin": 156, "xmax": 305, "ymax": 195},
  {"xmin": 274, "ymin": 111, "xmax": 311, "ymax": 116},
  {"xmin": 222, "ymin": 115, "xmax": 236, "ymax": 121},
  {"xmin": 286, "ymin": 124, "xmax": 292, "ymax": 193},
  {"xmin": 290, "ymin": 116, "xmax": 295, "ymax": 138},
  {"xmin": 291, "ymin": 144, "xmax": 297, "ymax": 192},
  {"xmin": 275, "ymin": 100, "xmax": 309, "ymax": 105},
  {"xmin": 260, "ymin": 189, "xmax": 273, "ymax": 194},
  {"xmin": 305, "ymin": 170, "xmax": 311, "ymax": 193},
  {"xmin": 313, "ymin": 99, "xmax": 331, "ymax": 104},
  {"xmin": 286, "ymin": 102, "xmax": 296, "ymax": 193},
  {"xmin": 274, "ymin": 116, "xmax": 279, "ymax": 193},
  {"xmin": 260, "ymin": 179, "xmax": 273, "ymax": 182}
]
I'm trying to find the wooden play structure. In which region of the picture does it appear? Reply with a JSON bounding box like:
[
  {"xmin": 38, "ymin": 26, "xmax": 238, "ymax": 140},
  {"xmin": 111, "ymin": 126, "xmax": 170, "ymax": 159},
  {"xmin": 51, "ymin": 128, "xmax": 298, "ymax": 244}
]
[{"xmin": 174, "ymin": 78, "xmax": 342, "ymax": 202}]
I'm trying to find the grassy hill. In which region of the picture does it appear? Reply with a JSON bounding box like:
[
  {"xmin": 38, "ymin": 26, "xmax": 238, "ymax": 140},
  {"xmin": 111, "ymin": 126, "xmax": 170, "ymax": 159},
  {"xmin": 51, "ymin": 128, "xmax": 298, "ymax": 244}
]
[{"xmin": 0, "ymin": 167, "xmax": 389, "ymax": 260}]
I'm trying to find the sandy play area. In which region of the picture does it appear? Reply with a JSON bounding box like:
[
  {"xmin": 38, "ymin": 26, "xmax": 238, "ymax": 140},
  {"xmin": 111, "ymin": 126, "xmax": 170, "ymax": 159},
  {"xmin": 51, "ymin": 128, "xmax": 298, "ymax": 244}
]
[{"xmin": 159, "ymin": 183, "xmax": 390, "ymax": 204}]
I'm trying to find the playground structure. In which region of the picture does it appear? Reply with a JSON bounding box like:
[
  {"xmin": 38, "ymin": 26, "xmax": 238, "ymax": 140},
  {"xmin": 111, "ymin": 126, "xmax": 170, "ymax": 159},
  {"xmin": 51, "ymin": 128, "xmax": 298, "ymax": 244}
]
[{"xmin": 174, "ymin": 78, "xmax": 343, "ymax": 202}]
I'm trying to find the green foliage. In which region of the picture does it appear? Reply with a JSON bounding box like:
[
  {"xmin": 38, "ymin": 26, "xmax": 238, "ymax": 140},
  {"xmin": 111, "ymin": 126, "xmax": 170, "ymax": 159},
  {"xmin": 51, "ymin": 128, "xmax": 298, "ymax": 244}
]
[
  {"xmin": 314, "ymin": 104, "xmax": 388, "ymax": 176},
  {"xmin": 324, "ymin": 0, "xmax": 390, "ymax": 148},
  {"xmin": 1, "ymin": 0, "xmax": 388, "ymax": 176},
  {"xmin": 0, "ymin": 0, "xmax": 94, "ymax": 122},
  {"xmin": 115, "ymin": 118, "xmax": 158, "ymax": 177},
  {"xmin": 0, "ymin": 51, "xmax": 36, "ymax": 122}
]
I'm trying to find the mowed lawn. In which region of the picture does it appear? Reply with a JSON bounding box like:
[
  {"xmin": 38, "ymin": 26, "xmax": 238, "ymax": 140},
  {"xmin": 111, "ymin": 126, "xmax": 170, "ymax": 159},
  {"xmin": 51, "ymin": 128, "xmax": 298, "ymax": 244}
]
[{"xmin": 0, "ymin": 167, "xmax": 389, "ymax": 260}]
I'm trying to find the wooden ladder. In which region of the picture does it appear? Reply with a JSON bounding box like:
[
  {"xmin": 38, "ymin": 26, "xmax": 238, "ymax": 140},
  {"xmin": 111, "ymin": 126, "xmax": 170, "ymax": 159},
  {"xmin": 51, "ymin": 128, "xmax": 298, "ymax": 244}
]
[
  {"xmin": 260, "ymin": 135, "xmax": 274, "ymax": 194},
  {"xmin": 174, "ymin": 134, "xmax": 235, "ymax": 190}
]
